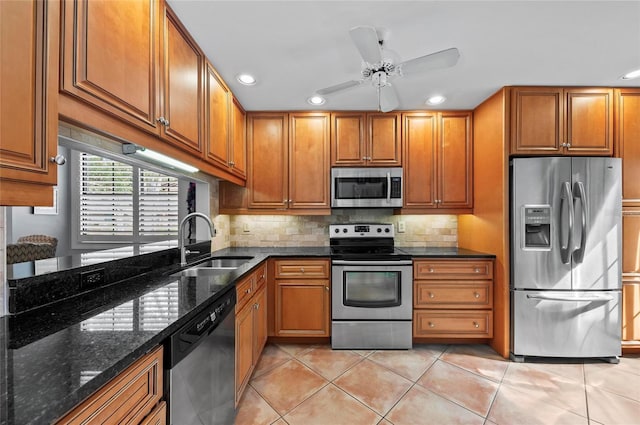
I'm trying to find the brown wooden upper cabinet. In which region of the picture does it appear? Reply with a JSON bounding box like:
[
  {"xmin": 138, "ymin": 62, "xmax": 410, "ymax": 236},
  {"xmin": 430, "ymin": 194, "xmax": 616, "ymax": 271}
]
[
  {"xmin": 510, "ymin": 87, "xmax": 614, "ymax": 156},
  {"xmin": 205, "ymin": 64, "xmax": 246, "ymax": 179},
  {"xmin": 245, "ymin": 112, "xmax": 330, "ymax": 212},
  {"xmin": 0, "ymin": 0, "xmax": 60, "ymax": 206},
  {"xmin": 60, "ymin": 0, "xmax": 204, "ymax": 155},
  {"xmin": 616, "ymin": 88, "xmax": 640, "ymax": 207},
  {"xmin": 402, "ymin": 111, "xmax": 473, "ymax": 212},
  {"xmin": 331, "ymin": 112, "xmax": 402, "ymax": 166}
]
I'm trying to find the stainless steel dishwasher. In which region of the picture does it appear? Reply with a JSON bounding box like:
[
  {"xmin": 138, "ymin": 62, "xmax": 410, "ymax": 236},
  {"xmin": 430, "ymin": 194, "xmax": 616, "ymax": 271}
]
[{"xmin": 166, "ymin": 288, "xmax": 236, "ymax": 425}]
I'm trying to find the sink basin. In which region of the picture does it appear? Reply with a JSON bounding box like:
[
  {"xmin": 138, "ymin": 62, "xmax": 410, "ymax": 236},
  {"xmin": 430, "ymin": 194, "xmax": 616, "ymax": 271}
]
[
  {"xmin": 196, "ymin": 256, "xmax": 253, "ymax": 269},
  {"xmin": 171, "ymin": 256, "xmax": 253, "ymax": 278}
]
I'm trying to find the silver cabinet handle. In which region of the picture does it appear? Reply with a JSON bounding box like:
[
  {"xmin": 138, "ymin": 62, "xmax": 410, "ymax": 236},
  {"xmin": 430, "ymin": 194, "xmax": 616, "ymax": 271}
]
[
  {"xmin": 428, "ymin": 292, "xmax": 435, "ymax": 298},
  {"xmin": 473, "ymin": 292, "xmax": 480, "ymax": 299},
  {"xmin": 49, "ymin": 155, "xmax": 66, "ymax": 165},
  {"xmin": 428, "ymin": 322, "xmax": 435, "ymax": 328},
  {"xmin": 325, "ymin": 286, "xmax": 329, "ymax": 292},
  {"xmin": 473, "ymin": 321, "xmax": 479, "ymax": 328},
  {"xmin": 300, "ymin": 267, "xmax": 305, "ymax": 273},
  {"xmin": 386, "ymin": 172, "xmax": 391, "ymax": 203}
]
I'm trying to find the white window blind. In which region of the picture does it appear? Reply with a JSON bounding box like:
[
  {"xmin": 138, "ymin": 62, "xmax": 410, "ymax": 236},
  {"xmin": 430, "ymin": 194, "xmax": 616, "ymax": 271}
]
[
  {"xmin": 80, "ymin": 154, "xmax": 133, "ymax": 238},
  {"xmin": 139, "ymin": 282, "xmax": 179, "ymax": 331},
  {"xmin": 139, "ymin": 169, "xmax": 179, "ymax": 237},
  {"xmin": 77, "ymin": 153, "xmax": 179, "ymax": 244}
]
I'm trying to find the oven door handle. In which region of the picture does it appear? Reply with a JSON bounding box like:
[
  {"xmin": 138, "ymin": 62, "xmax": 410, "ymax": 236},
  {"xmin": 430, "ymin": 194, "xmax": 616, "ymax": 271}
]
[{"xmin": 332, "ymin": 260, "xmax": 413, "ymax": 266}]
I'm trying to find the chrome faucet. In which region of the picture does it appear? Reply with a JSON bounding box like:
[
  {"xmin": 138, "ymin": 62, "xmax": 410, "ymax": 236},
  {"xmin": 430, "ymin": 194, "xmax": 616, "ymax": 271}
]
[{"xmin": 178, "ymin": 212, "xmax": 216, "ymax": 267}]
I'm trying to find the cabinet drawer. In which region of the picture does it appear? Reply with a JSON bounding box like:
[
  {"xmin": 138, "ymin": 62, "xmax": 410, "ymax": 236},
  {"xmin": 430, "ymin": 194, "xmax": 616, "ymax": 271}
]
[
  {"xmin": 413, "ymin": 310, "xmax": 493, "ymax": 338},
  {"xmin": 274, "ymin": 259, "xmax": 330, "ymax": 279},
  {"xmin": 236, "ymin": 274, "xmax": 255, "ymax": 311},
  {"xmin": 254, "ymin": 262, "xmax": 267, "ymax": 290},
  {"xmin": 56, "ymin": 346, "xmax": 163, "ymax": 425},
  {"xmin": 414, "ymin": 260, "xmax": 493, "ymax": 280},
  {"xmin": 414, "ymin": 281, "xmax": 492, "ymax": 309}
]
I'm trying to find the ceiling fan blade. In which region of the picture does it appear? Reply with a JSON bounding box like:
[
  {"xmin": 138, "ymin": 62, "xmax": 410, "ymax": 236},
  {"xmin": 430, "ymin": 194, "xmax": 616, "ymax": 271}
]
[
  {"xmin": 399, "ymin": 47, "xmax": 460, "ymax": 75},
  {"xmin": 379, "ymin": 84, "xmax": 399, "ymax": 113},
  {"xmin": 349, "ymin": 26, "xmax": 382, "ymax": 65},
  {"xmin": 317, "ymin": 80, "xmax": 363, "ymax": 95}
]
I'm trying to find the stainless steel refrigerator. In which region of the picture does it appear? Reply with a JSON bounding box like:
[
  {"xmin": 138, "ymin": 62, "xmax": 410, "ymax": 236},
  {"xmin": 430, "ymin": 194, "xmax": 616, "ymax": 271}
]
[{"xmin": 510, "ymin": 157, "xmax": 622, "ymax": 362}]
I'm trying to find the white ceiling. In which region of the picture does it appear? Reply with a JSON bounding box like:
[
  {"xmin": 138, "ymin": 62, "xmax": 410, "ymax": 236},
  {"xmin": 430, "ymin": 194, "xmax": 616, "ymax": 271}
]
[{"xmin": 167, "ymin": 0, "xmax": 640, "ymax": 112}]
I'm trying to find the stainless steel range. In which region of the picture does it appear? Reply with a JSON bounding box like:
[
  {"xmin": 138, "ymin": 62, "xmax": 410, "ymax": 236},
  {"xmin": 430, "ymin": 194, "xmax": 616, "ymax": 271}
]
[{"xmin": 330, "ymin": 223, "xmax": 413, "ymax": 349}]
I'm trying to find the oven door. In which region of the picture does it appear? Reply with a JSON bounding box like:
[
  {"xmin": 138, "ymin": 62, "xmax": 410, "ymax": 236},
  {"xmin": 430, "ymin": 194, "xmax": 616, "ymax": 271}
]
[{"xmin": 332, "ymin": 260, "xmax": 413, "ymax": 320}]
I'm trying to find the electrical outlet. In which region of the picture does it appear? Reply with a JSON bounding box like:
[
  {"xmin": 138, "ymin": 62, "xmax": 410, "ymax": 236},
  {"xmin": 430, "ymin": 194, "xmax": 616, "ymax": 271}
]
[
  {"xmin": 397, "ymin": 221, "xmax": 406, "ymax": 233},
  {"xmin": 243, "ymin": 223, "xmax": 250, "ymax": 233},
  {"xmin": 80, "ymin": 268, "xmax": 105, "ymax": 289}
]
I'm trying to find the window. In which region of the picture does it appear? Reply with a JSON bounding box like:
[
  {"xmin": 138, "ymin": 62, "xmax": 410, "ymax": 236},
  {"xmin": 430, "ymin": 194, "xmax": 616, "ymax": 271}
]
[{"xmin": 74, "ymin": 152, "xmax": 179, "ymax": 244}]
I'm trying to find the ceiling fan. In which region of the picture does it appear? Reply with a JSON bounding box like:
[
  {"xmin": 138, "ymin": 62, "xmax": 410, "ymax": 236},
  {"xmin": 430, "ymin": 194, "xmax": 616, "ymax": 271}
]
[{"xmin": 316, "ymin": 26, "xmax": 460, "ymax": 112}]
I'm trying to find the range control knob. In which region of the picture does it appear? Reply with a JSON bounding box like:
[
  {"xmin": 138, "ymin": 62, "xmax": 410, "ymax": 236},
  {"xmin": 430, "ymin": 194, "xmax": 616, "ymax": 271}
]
[
  {"xmin": 334, "ymin": 228, "xmax": 340, "ymax": 233},
  {"xmin": 384, "ymin": 228, "xmax": 390, "ymax": 233},
  {"xmin": 343, "ymin": 228, "xmax": 348, "ymax": 233},
  {"xmin": 377, "ymin": 228, "xmax": 382, "ymax": 233}
]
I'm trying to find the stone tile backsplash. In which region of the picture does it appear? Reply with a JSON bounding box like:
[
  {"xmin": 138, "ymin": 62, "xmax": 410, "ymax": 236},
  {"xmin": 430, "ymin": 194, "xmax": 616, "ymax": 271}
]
[{"xmin": 226, "ymin": 212, "xmax": 457, "ymax": 247}]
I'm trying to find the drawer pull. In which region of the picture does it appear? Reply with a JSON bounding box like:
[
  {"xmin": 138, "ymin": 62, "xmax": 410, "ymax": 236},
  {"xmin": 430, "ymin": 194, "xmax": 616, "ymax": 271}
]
[
  {"xmin": 254, "ymin": 303, "xmax": 259, "ymax": 310},
  {"xmin": 474, "ymin": 267, "xmax": 481, "ymax": 273},
  {"xmin": 429, "ymin": 268, "xmax": 434, "ymax": 273},
  {"xmin": 325, "ymin": 286, "xmax": 329, "ymax": 292},
  {"xmin": 473, "ymin": 321, "xmax": 479, "ymax": 328},
  {"xmin": 429, "ymin": 292, "xmax": 435, "ymax": 298},
  {"xmin": 428, "ymin": 322, "xmax": 435, "ymax": 328},
  {"xmin": 474, "ymin": 292, "xmax": 480, "ymax": 299},
  {"xmin": 245, "ymin": 288, "xmax": 251, "ymax": 295},
  {"xmin": 301, "ymin": 267, "xmax": 305, "ymax": 273}
]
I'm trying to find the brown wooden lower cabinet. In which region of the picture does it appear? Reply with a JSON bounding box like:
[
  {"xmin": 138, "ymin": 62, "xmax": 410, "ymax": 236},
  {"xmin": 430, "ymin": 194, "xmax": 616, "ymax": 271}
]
[
  {"xmin": 140, "ymin": 402, "xmax": 166, "ymax": 425},
  {"xmin": 413, "ymin": 258, "xmax": 495, "ymax": 340},
  {"xmin": 235, "ymin": 262, "xmax": 268, "ymax": 405},
  {"xmin": 273, "ymin": 259, "xmax": 331, "ymax": 337},
  {"xmin": 622, "ymin": 281, "xmax": 640, "ymax": 347},
  {"xmin": 55, "ymin": 346, "xmax": 163, "ymax": 425}
]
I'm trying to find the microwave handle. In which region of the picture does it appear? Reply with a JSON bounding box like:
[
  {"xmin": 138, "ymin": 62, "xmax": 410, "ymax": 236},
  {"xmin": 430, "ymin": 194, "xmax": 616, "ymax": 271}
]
[{"xmin": 387, "ymin": 172, "xmax": 391, "ymax": 202}]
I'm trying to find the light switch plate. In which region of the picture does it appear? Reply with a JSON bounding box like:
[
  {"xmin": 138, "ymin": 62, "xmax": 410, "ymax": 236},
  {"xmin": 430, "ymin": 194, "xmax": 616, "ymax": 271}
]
[
  {"xmin": 397, "ymin": 221, "xmax": 406, "ymax": 233},
  {"xmin": 243, "ymin": 223, "xmax": 250, "ymax": 232}
]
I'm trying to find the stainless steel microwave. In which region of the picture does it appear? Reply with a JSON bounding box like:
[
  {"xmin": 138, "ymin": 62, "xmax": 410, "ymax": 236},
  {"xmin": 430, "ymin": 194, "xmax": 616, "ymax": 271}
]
[{"xmin": 331, "ymin": 167, "xmax": 403, "ymax": 208}]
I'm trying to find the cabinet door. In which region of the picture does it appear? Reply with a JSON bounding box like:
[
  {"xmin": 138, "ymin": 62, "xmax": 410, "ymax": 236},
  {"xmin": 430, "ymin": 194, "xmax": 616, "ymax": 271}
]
[
  {"xmin": 230, "ymin": 97, "xmax": 247, "ymax": 179},
  {"xmin": 235, "ymin": 302, "xmax": 253, "ymax": 405},
  {"xmin": 622, "ymin": 282, "xmax": 640, "ymax": 343},
  {"xmin": 510, "ymin": 87, "xmax": 564, "ymax": 154},
  {"xmin": 331, "ymin": 112, "xmax": 366, "ymax": 166},
  {"xmin": 289, "ymin": 113, "xmax": 330, "ymax": 209},
  {"xmin": 0, "ymin": 0, "xmax": 59, "ymax": 205},
  {"xmin": 565, "ymin": 88, "xmax": 613, "ymax": 155},
  {"xmin": 438, "ymin": 112, "xmax": 473, "ymax": 209},
  {"xmin": 616, "ymin": 89, "xmax": 640, "ymax": 206},
  {"xmin": 247, "ymin": 113, "xmax": 288, "ymax": 209},
  {"xmin": 275, "ymin": 280, "xmax": 330, "ymax": 337},
  {"xmin": 161, "ymin": 6, "xmax": 204, "ymax": 155},
  {"xmin": 60, "ymin": 0, "xmax": 160, "ymax": 133},
  {"xmin": 623, "ymin": 212, "xmax": 640, "ymax": 275},
  {"xmin": 253, "ymin": 285, "xmax": 268, "ymax": 361},
  {"xmin": 367, "ymin": 113, "xmax": 402, "ymax": 166},
  {"xmin": 402, "ymin": 113, "xmax": 437, "ymax": 208},
  {"xmin": 205, "ymin": 62, "xmax": 230, "ymax": 170}
]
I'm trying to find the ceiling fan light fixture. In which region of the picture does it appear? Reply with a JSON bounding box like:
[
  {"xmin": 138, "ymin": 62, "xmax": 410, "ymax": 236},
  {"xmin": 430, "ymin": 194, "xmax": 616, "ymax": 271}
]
[
  {"xmin": 236, "ymin": 73, "xmax": 256, "ymax": 85},
  {"xmin": 426, "ymin": 95, "xmax": 446, "ymax": 105},
  {"xmin": 621, "ymin": 68, "xmax": 640, "ymax": 80},
  {"xmin": 307, "ymin": 96, "xmax": 326, "ymax": 106}
]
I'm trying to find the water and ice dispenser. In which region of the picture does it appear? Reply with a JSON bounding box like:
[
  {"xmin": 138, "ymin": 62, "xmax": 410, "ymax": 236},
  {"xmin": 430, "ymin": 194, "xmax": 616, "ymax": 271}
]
[{"xmin": 522, "ymin": 206, "xmax": 551, "ymax": 249}]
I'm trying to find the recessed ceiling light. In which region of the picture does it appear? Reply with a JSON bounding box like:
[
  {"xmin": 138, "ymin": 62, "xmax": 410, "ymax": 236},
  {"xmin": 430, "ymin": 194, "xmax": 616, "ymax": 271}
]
[
  {"xmin": 236, "ymin": 73, "xmax": 256, "ymax": 85},
  {"xmin": 621, "ymin": 68, "xmax": 640, "ymax": 80},
  {"xmin": 426, "ymin": 95, "xmax": 446, "ymax": 105},
  {"xmin": 307, "ymin": 96, "xmax": 326, "ymax": 106}
]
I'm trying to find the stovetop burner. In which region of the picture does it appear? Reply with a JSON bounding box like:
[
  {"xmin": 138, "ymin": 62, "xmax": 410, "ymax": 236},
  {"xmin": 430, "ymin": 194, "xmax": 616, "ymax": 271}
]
[{"xmin": 329, "ymin": 223, "xmax": 411, "ymax": 261}]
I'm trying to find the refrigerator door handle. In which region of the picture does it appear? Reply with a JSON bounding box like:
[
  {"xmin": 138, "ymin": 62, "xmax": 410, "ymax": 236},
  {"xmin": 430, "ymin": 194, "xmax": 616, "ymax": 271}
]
[
  {"xmin": 526, "ymin": 294, "xmax": 615, "ymax": 302},
  {"xmin": 572, "ymin": 181, "xmax": 588, "ymax": 263},
  {"xmin": 559, "ymin": 181, "xmax": 574, "ymax": 264}
]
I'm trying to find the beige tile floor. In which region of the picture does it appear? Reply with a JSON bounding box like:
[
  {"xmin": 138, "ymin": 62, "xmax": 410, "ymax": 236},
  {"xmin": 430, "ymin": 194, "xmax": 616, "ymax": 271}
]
[{"xmin": 235, "ymin": 343, "xmax": 640, "ymax": 425}]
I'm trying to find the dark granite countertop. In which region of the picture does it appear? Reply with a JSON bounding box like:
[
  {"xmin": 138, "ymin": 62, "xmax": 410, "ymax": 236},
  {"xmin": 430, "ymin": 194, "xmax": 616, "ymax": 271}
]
[
  {"xmin": 397, "ymin": 247, "xmax": 496, "ymax": 258},
  {"xmin": 0, "ymin": 244, "xmax": 492, "ymax": 425}
]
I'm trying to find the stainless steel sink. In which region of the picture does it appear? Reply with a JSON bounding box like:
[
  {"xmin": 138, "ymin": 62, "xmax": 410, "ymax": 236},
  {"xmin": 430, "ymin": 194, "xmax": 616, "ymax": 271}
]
[
  {"xmin": 196, "ymin": 257, "xmax": 253, "ymax": 269},
  {"xmin": 171, "ymin": 256, "xmax": 254, "ymax": 278}
]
